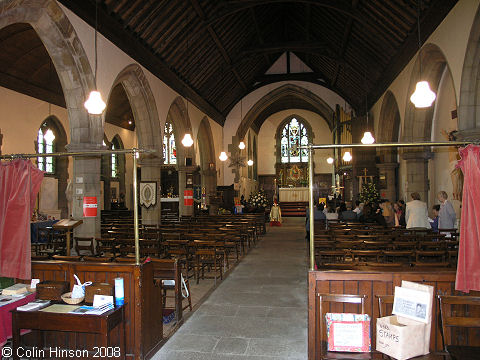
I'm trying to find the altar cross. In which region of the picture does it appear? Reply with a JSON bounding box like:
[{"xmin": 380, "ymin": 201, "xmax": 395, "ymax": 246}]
[{"xmin": 358, "ymin": 168, "xmax": 374, "ymax": 191}]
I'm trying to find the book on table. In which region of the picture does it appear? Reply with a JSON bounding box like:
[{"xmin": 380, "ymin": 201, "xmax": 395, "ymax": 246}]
[
  {"xmin": 69, "ymin": 303, "xmax": 114, "ymax": 315},
  {"xmin": 2, "ymin": 283, "xmax": 28, "ymax": 295},
  {"xmin": 17, "ymin": 299, "xmax": 51, "ymax": 311}
]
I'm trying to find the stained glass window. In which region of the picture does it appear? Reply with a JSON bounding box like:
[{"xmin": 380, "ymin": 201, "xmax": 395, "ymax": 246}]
[
  {"xmin": 163, "ymin": 121, "xmax": 176, "ymax": 164},
  {"xmin": 37, "ymin": 125, "xmax": 55, "ymax": 173},
  {"xmin": 280, "ymin": 117, "xmax": 309, "ymax": 163}
]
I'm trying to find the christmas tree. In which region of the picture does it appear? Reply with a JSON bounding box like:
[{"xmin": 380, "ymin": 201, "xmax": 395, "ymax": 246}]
[{"xmin": 359, "ymin": 182, "xmax": 380, "ymax": 204}]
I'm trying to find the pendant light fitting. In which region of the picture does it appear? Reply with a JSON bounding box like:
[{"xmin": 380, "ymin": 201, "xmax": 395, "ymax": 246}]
[
  {"xmin": 410, "ymin": 0, "xmax": 436, "ymax": 108},
  {"xmin": 84, "ymin": 0, "xmax": 106, "ymax": 115}
]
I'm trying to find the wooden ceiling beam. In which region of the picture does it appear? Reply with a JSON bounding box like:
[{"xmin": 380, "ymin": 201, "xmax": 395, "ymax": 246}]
[
  {"xmin": 332, "ymin": 0, "xmax": 358, "ymax": 88},
  {"xmin": 249, "ymin": 8, "xmax": 270, "ymax": 66},
  {"xmin": 189, "ymin": 0, "xmax": 247, "ymax": 91},
  {"xmin": 214, "ymin": 0, "xmax": 365, "ymax": 25},
  {"xmin": 367, "ymin": 0, "xmax": 458, "ymax": 109},
  {"xmin": 58, "ymin": 0, "xmax": 225, "ymax": 125},
  {"xmin": 241, "ymin": 41, "xmax": 331, "ymax": 55},
  {"xmin": 0, "ymin": 71, "xmax": 65, "ymax": 108}
]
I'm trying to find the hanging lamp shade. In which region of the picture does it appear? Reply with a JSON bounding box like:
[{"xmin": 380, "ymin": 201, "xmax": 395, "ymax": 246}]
[
  {"xmin": 326, "ymin": 157, "xmax": 334, "ymax": 164},
  {"xmin": 84, "ymin": 90, "xmax": 106, "ymax": 114},
  {"xmin": 247, "ymin": 159, "xmax": 253, "ymax": 166},
  {"xmin": 410, "ymin": 81, "xmax": 436, "ymax": 108},
  {"xmin": 219, "ymin": 151, "xmax": 228, "ymax": 161},
  {"xmin": 43, "ymin": 129, "xmax": 56, "ymax": 143},
  {"xmin": 238, "ymin": 141, "xmax": 246, "ymax": 150},
  {"xmin": 342, "ymin": 151, "xmax": 352, "ymax": 162},
  {"xmin": 181, "ymin": 133, "xmax": 194, "ymax": 147},
  {"xmin": 361, "ymin": 131, "xmax": 375, "ymax": 144}
]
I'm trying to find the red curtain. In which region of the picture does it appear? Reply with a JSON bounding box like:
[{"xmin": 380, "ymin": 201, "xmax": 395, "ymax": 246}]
[
  {"xmin": 0, "ymin": 160, "xmax": 43, "ymax": 279},
  {"xmin": 456, "ymin": 145, "xmax": 480, "ymax": 292}
]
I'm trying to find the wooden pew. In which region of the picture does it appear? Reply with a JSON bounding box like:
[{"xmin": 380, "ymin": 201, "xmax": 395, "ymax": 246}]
[{"xmin": 26, "ymin": 260, "xmax": 163, "ymax": 360}]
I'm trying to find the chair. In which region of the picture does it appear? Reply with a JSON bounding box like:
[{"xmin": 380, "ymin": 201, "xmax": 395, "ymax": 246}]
[
  {"xmin": 317, "ymin": 293, "xmax": 371, "ymax": 359},
  {"xmin": 438, "ymin": 295, "xmax": 480, "ymax": 359},
  {"xmin": 375, "ymin": 294, "xmax": 394, "ymax": 317},
  {"xmin": 150, "ymin": 258, "xmax": 192, "ymax": 322},
  {"xmin": 83, "ymin": 256, "xmax": 112, "ymax": 262},
  {"xmin": 193, "ymin": 240, "xmax": 225, "ymax": 284},
  {"xmin": 52, "ymin": 255, "xmax": 82, "ymax": 261},
  {"xmin": 74, "ymin": 237, "xmax": 95, "ymax": 256}
]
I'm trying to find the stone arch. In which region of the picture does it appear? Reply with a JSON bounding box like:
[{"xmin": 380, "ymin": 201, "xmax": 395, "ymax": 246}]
[
  {"xmin": 36, "ymin": 115, "xmax": 69, "ymax": 218},
  {"xmin": 109, "ymin": 64, "xmax": 161, "ymax": 153},
  {"xmin": 377, "ymin": 91, "xmax": 401, "ymax": 163},
  {"xmin": 403, "ymin": 43, "xmax": 451, "ymax": 142},
  {"xmin": 0, "ymin": 0, "xmax": 101, "ymax": 147},
  {"xmin": 235, "ymin": 84, "xmax": 334, "ymax": 142},
  {"xmin": 402, "ymin": 43, "xmax": 452, "ymax": 202},
  {"xmin": 197, "ymin": 117, "xmax": 216, "ymax": 207},
  {"xmin": 197, "ymin": 117, "xmax": 215, "ymax": 170},
  {"xmin": 166, "ymin": 96, "xmax": 195, "ymax": 167},
  {"xmin": 458, "ymin": 5, "xmax": 480, "ymax": 139}
]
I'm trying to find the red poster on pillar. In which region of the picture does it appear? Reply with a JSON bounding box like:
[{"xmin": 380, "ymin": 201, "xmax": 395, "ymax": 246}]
[
  {"xmin": 83, "ymin": 196, "xmax": 98, "ymax": 217},
  {"xmin": 184, "ymin": 190, "xmax": 193, "ymax": 206}
]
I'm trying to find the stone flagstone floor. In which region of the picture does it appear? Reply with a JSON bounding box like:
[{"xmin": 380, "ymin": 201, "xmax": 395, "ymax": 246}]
[{"xmin": 153, "ymin": 217, "xmax": 308, "ymax": 359}]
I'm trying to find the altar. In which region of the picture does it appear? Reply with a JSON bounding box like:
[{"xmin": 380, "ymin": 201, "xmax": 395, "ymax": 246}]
[{"xmin": 279, "ymin": 187, "xmax": 309, "ymax": 202}]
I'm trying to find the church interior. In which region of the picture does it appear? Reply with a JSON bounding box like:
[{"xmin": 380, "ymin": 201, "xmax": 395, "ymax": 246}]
[{"xmin": 0, "ymin": 0, "xmax": 479, "ymax": 359}]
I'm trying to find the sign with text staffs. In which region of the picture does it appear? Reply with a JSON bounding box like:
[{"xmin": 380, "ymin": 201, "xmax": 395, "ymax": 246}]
[
  {"xmin": 83, "ymin": 196, "xmax": 98, "ymax": 217},
  {"xmin": 184, "ymin": 189, "xmax": 193, "ymax": 206}
]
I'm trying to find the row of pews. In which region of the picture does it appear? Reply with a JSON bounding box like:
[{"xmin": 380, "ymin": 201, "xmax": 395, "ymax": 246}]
[{"xmin": 313, "ymin": 221, "xmax": 459, "ymax": 268}]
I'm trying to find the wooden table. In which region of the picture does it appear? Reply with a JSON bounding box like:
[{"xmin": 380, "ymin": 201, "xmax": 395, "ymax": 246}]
[
  {"xmin": 11, "ymin": 305, "xmax": 125, "ymax": 360},
  {"xmin": 52, "ymin": 219, "xmax": 83, "ymax": 256}
]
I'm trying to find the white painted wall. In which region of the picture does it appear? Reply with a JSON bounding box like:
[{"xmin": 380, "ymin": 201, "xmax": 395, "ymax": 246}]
[{"xmin": 257, "ymin": 109, "xmax": 333, "ymax": 175}]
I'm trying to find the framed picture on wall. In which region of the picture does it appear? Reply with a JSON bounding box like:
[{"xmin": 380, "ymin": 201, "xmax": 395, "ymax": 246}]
[{"xmin": 140, "ymin": 182, "xmax": 157, "ymax": 208}]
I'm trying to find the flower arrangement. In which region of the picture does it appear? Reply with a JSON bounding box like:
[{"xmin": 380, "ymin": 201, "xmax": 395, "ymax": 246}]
[
  {"xmin": 359, "ymin": 182, "xmax": 380, "ymax": 204},
  {"xmin": 248, "ymin": 191, "xmax": 269, "ymax": 208}
]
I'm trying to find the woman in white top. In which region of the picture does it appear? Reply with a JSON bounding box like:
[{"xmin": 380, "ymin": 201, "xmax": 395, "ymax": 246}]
[{"xmin": 405, "ymin": 192, "xmax": 431, "ymax": 229}]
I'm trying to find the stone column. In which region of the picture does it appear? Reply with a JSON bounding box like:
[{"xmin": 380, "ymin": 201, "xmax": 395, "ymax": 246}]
[
  {"xmin": 178, "ymin": 165, "xmax": 196, "ymax": 216},
  {"xmin": 402, "ymin": 150, "xmax": 433, "ymax": 204},
  {"xmin": 201, "ymin": 168, "xmax": 217, "ymax": 214},
  {"xmin": 68, "ymin": 144, "xmax": 102, "ymax": 238},
  {"xmin": 140, "ymin": 157, "xmax": 162, "ymax": 225},
  {"xmin": 376, "ymin": 162, "xmax": 399, "ymax": 202}
]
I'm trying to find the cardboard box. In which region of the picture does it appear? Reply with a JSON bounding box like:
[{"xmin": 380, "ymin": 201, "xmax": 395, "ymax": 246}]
[
  {"xmin": 326, "ymin": 313, "xmax": 371, "ymax": 352},
  {"xmin": 376, "ymin": 316, "xmax": 426, "ymax": 360},
  {"xmin": 376, "ymin": 281, "xmax": 434, "ymax": 360}
]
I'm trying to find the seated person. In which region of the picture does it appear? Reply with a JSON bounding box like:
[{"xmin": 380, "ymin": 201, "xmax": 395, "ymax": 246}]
[
  {"xmin": 339, "ymin": 202, "xmax": 358, "ymax": 221},
  {"xmin": 430, "ymin": 204, "xmax": 440, "ymax": 232}
]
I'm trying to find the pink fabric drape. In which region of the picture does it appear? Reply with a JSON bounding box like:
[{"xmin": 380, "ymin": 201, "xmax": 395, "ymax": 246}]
[
  {"xmin": 0, "ymin": 160, "xmax": 43, "ymax": 279},
  {"xmin": 455, "ymin": 145, "xmax": 480, "ymax": 292}
]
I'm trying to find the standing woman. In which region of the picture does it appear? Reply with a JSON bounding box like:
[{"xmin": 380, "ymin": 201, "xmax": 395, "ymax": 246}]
[
  {"xmin": 405, "ymin": 193, "xmax": 431, "ymax": 229},
  {"xmin": 437, "ymin": 191, "xmax": 456, "ymax": 230}
]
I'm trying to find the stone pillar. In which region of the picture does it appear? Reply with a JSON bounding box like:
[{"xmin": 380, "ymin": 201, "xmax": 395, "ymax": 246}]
[
  {"xmin": 140, "ymin": 157, "xmax": 162, "ymax": 225},
  {"xmin": 178, "ymin": 165, "xmax": 196, "ymax": 216},
  {"xmin": 376, "ymin": 162, "xmax": 398, "ymax": 202},
  {"xmin": 402, "ymin": 150, "xmax": 433, "ymax": 204},
  {"xmin": 201, "ymin": 168, "xmax": 217, "ymax": 214},
  {"xmin": 69, "ymin": 147, "xmax": 102, "ymax": 238}
]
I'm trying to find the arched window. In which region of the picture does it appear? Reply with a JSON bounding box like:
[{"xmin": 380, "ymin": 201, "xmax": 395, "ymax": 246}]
[
  {"xmin": 37, "ymin": 121, "xmax": 56, "ymax": 174},
  {"xmin": 111, "ymin": 142, "xmax": 117, "ymax": 178},
  {"xmin": 280, "ymin": 117, "xmax": 309, "ymax": 163},
  {"xmin": 163, "ymin": 120, "xmax": 176, "ymax": 164}
]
